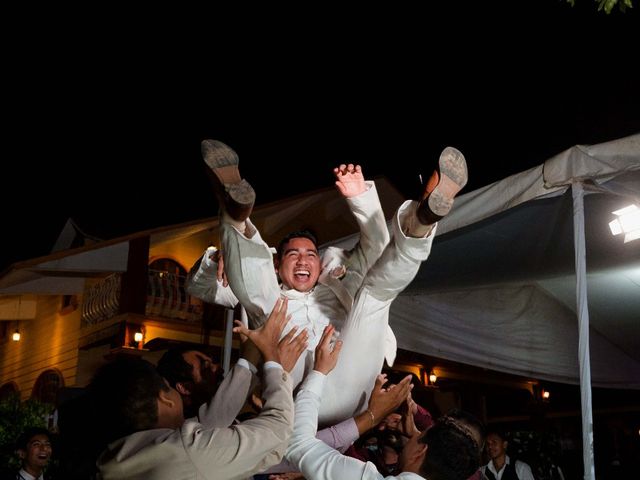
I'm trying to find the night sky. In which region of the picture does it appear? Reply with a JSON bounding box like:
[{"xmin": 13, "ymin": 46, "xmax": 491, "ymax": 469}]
[{"xmin": 1, "ymin": 1, "xmax": 639, "ymax": 271}]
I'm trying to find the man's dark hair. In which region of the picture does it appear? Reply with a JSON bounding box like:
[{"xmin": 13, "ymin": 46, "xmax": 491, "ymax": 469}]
[
  {"xmin": 16, "ymin": 427, "xmax": 51, "ymax": 451},
  {"xmin": 446, "ymin": 408, "xmax": 485, "ymax": 447},
  {"xmin": 88, "ymin": 357, "xmax": 170, "ymax": 443},
  {"xmin": 277, "ymin": 229, "xmax": 318, "ymax": 260},
  {"xmin": 157, "ymin": 346, "xmax": 196, "ymax": 389},
  {"xmin": 484, "ymin": 426, "xmax": 508, "ymax": 442},
  {"xmin": 419, "ymin": 411, "xmax": 482, "ymax": 480}
]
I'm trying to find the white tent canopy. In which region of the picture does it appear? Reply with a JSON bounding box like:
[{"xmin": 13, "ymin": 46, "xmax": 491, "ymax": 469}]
[
  {"xmin": 330, "ymin": 133, "xmax": 639, "ymax": 480},
  {"xmin": 329, "ymin": 134, "xmax": 640, "ymax": 387},
  {"xmin": 390, "ymin": 134, "xmax": 640, "ymax": 389}
]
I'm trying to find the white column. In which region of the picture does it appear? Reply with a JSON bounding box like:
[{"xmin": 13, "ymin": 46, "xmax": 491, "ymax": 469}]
[
  {"xmin": 223, "ymin": 308, "xmax": 234, "ymax": 375},
  {"xmin": 572, "ymin": 181, "xmax": 595, "ymax": 480}
]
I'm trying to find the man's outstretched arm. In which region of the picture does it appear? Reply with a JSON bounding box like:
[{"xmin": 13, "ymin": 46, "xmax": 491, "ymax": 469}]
[{"xmin": 185, "ymin": 246, "xmax": 239, "ymax": 307}]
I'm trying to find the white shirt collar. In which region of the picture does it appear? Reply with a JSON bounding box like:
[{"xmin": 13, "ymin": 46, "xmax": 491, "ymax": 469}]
[
  {"xmin": 18, "ymin": 469, "xmax": 44, "ymax": 480},
  {"xmin": 280, "ymin": 285, "xmax": 314, "ymax": 299},
  {"xmin": 487, "ymin": 455, "xmax": 512, "ymax": 475}
]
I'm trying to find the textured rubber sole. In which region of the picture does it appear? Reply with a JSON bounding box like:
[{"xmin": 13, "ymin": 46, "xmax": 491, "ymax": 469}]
[
  {"xmin": 418, "ymin": 146, "xmax": 467, "ymax": 224},
  {"xmin": 201, "ymin": 139, "xmax": 255, "ymax": 221}
]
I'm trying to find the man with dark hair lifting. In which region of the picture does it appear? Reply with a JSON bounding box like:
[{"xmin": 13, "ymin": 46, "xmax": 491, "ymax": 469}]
[
  {"xmin": 92, "ymin": 298, "xmax": 308, "ymax": 480},
  {"xmin": 156, "ymin": 347, "xmax": 220, "ymax": 419},
  {"xmin": 275, "ymin": 321, "xmax": 484, "ymax": 480}
]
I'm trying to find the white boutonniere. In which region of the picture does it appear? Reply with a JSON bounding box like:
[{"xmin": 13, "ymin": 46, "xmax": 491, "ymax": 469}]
[{"xmin": 330, "ymin": 264, "xmax": 347, "ymax": 280}]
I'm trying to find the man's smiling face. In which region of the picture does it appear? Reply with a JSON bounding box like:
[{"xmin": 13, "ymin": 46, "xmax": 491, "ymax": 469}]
[
  {"xmin": 276, "ymin": 237, "xmax": 321, "ymax": 292},
  {"xmin": 23, "ymin": 434, "xmax": 52, "ymax": 470}
]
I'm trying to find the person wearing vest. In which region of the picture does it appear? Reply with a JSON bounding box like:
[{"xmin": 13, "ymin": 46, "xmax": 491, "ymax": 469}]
[{"xmin": 481, "ymin": 430, "xmax": 535, "ymax": 480}]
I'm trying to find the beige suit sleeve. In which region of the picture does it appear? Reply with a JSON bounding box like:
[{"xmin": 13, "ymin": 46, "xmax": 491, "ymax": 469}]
[
  {"xmin": 185, "ymin": 246, "xmax": 239, "ymax": 308},
  {"xmin": 340, "ymin": 181, "xmax": 390, "ymax": 299},
  {"xmin": 197, "ymin": 363, "xmax": 253, "ymax": 428},
  {"xmin": 183, "ymin": 367, "xmax": 294, "ymax": 480}
]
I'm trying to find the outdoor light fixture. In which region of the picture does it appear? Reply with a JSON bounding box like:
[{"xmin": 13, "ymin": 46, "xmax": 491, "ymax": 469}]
[
  {"xmin": 429, "ymin": 371, "xmax": 437, "ymax": 384},
  {"xmin": 12, "ymin": 301, "xmax": 22, "ymax": 341},
  {"xmin": 542, "ymin": 389, "xmax": 550, "ymax": 400},
  {"xmin": 125, "ymin": 325, "xmax": 145, "ymax": 349},
  {"xmin": 609, "ymin": 204, "xmax": 640, "ymax": 243}
]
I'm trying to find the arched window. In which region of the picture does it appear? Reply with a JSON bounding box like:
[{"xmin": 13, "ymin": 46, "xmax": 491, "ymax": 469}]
[
  {"xmin": 0, "ymin": 381, "xmax": 19, "ymax": 400},
  {"xmin": 148, "ymin": 259, "xmax": 187, "ymax": 283},
  {"xmin": 32, "ymin": 369, "xmax": 64, "ymax": 406},
  {"xmin": 147, "ymin": 258, "xmax": 189, "ymax": 311}
]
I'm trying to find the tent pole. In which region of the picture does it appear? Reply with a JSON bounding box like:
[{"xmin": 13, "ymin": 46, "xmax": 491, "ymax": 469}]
[
  {"xmin": 222, "ymin": 306, "xmax": 248, "ymax": 376},
  {"xmin": 223, "ymin": 307, "xmax": 234, "ymax": 375},
  {"xmin": 571, "ymin": 181, "xmax": 595, "ymax": 480}
]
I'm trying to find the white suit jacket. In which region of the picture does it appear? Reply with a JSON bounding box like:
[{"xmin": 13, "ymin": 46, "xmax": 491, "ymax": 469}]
[{"xmin": 286, "ymin": 371, "xmax": 425, "ymax": 480}]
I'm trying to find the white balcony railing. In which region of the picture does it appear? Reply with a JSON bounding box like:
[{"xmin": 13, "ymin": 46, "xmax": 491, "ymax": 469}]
[{"xmin": 81, "ymin": 271, "xmax": 203, "ymax": 326}]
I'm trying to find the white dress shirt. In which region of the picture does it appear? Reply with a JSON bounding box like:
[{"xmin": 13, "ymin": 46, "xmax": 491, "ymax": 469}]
[
  {"xmin": 286, "ymin": 370, "xmax": 425, "ymax": 480},
  {"xmin": 482, "ymin": 456, "xmax": 535, "ymax": 480},
  {"xmin": 17, "ymin": 469, "xmax": 44, "ymax": 480}
]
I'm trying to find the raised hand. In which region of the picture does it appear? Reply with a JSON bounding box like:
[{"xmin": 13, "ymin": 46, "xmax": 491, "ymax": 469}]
[
  {"xmin": 216, "ymin": 251, "xmax": 228, "ymax": 287},
  {"xmin": 334, "ymin": 164, "xmax": 366, "ymax": 198},
  {"xmin": 407, "ymin": 391, "xmax": 418, "ymax": 417},
  {"xmin": 233, "ymin": 297, "xmax": 291, "ymax": 364},
  {"xmin": 313, "ymin": 324, "xmax": 342, "ymax": 375},
  {"xmin": 368, "ymin": 374, "xmax": 413, "ymax": 429},
  {"xmin": 278, "ymin": 326, "xmax": 309, "ymax": 373},
  {"xmin": 401, "ymin": 396, "xmax": 420, "ymax": 438},
  {"xmin": 393, "ymin": 390, "xmax": 421, "ymax": 438},
  {"xmin": 207, "ymin": 248, "xmax": 229, "ymax": 287}
]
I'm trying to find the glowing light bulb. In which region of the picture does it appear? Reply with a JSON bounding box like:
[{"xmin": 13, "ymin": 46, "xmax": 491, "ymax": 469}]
[{"xmin": 609, "ymin": 204, "xmax": 640, "ymax": 243}]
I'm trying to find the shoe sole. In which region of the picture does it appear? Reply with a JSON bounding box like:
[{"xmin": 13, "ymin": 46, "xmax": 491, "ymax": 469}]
[
  {"xmin": 428, "ymin": 147, "xmax": 468, "ymax": 217},
  {"xmin": 201, "ymin": 139, "xmax": 256, "ymax": 221}
]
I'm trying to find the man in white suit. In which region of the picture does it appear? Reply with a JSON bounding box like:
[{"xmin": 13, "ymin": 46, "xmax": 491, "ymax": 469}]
[{"xmin": 189, "ymin": 139, "xmax": 467, "ymax": 427}]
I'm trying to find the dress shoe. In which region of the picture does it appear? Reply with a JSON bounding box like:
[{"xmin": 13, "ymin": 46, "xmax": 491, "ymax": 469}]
[
  {"xmin": 201, "ymin": 139, "xmax": 255, "ymax": 222},
  {"xmin": 416, "ymin": 146, "xmax": 467, "ymax": 225}
]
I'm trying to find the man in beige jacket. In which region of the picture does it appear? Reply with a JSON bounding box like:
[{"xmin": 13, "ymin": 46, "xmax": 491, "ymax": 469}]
[{"xmin": 94, "ymin": 298, "xmax": 307, "ymax": 480}]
